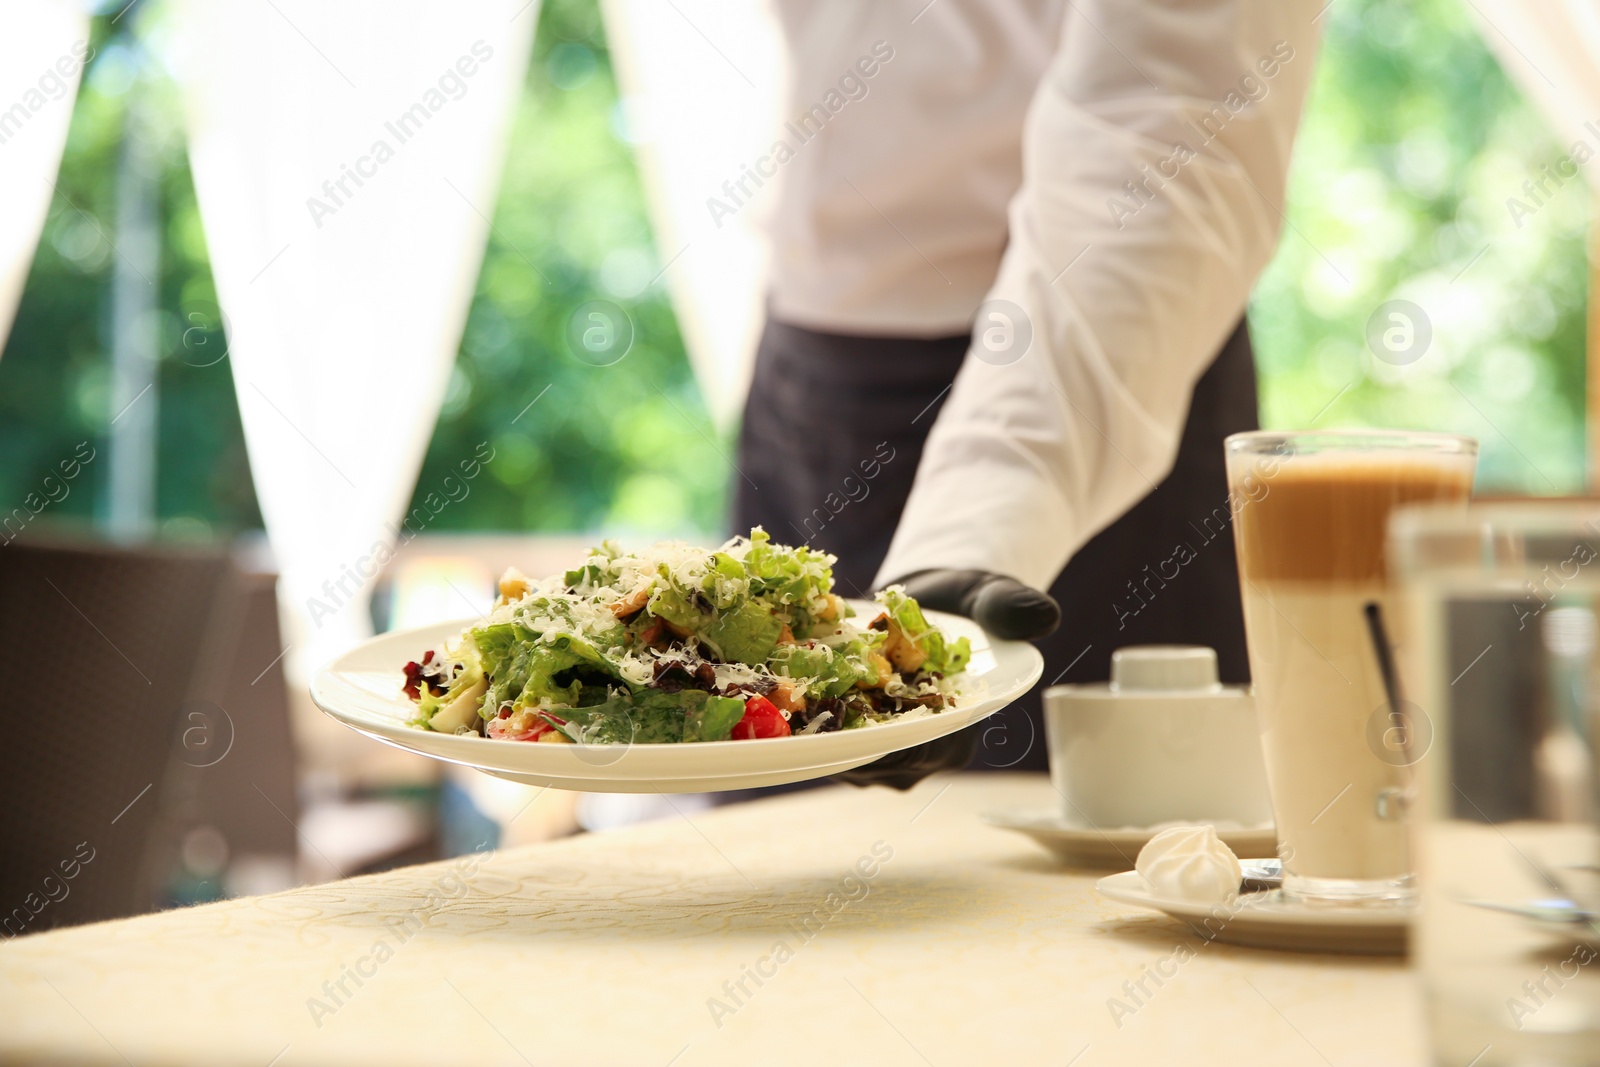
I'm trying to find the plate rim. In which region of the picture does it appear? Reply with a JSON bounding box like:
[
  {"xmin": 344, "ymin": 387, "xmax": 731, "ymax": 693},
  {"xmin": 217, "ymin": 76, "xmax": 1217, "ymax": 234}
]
[{"xmin": 981, "ymin": 809, "xmax": 1277, "ymax": 845}]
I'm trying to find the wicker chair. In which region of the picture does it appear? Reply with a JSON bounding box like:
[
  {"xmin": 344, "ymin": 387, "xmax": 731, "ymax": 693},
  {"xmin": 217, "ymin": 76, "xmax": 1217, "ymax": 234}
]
[{"xmin": 0, "ymin": 536, "xmax": 296, "ymax": 935}]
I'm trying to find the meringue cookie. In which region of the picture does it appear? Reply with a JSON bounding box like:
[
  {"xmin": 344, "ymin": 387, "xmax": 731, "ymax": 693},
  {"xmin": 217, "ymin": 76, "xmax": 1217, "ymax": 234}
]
[{"xmin": 1135, "ymin": 825, "xmax": 1242, "ymax": 905}]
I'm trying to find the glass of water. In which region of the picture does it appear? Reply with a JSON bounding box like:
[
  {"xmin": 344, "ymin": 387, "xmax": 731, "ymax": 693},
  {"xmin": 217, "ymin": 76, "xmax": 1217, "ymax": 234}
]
[{"xmin": 1391, "ymin": 501, "xmax": 1600, "ymax": 1066}]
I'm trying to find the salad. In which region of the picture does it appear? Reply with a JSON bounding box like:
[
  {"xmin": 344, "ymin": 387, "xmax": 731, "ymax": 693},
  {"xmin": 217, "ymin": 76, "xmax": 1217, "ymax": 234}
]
[{"xmin": 401, "ymin": 528, "xmax": 970, "ymax": 744}]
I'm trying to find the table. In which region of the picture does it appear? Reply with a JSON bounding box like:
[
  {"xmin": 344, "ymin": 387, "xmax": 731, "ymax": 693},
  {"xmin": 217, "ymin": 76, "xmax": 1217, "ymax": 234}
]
[{"xmin": 0, "ymin": 774, "xmax": 1426, "ymax": 1066}]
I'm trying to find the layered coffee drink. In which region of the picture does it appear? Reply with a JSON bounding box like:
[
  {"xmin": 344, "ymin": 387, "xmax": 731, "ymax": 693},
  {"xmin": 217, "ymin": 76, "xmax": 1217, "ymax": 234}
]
[{"xmin": 1226, "ymin": 432, "xmax": 1476, "ymax": 902}]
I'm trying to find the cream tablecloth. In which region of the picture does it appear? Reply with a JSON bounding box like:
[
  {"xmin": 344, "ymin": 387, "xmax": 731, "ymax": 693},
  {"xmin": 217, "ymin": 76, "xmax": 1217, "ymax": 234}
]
[{"xmin": 0, "ymin": 774, "xmax": 1426, "ymax": 1066}]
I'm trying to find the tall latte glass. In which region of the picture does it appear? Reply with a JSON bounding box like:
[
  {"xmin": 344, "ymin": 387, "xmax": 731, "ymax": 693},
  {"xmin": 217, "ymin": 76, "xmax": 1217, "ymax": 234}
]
[{"xmin": 1225, "ymin": 431, "xmax": 1476, "ymax": 903}]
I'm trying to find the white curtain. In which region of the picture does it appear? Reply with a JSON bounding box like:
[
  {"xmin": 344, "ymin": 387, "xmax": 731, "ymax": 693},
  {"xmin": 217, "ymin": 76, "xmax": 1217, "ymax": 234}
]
[
  {"xmin": 600, "ymin": 0, "xmax": 787, "ymax": 428},
  {"xmin": 166, "ymin": 1, "xmax": 535, "ymax": 749},
  {"xmin": 1466, "ymin": 0, "xmax": 1600, "ymax": 191},
  {"xmin": 0, "ymin": 0, "xmax": 90, "ymax": 352}
]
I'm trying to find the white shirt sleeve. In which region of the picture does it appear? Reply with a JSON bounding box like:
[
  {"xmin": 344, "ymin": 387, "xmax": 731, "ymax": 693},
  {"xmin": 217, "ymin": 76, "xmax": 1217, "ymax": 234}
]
[{"xmin": 875, "ymin": 0, "xmax": 1323, "ymax": 591}]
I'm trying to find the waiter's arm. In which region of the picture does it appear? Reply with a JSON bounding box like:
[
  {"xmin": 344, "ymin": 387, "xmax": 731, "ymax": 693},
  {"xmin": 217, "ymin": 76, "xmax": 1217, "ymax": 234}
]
[{"xmin": 875, "ymin": 0, "xmax": 1323, "ymax": 592}]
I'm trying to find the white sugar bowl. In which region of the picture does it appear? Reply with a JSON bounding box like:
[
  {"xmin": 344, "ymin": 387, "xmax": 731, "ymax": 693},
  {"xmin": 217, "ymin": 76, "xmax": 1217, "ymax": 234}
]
[{"xmin": 1043, "ymin": 646, "xmax": 1271, "ymax": 829}]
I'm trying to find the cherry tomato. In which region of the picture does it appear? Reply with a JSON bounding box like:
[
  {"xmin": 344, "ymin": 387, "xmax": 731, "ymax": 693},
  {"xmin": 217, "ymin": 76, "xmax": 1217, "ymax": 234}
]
[{"xmin": 732, "ymin": 695, "xmax": 791, "ymax": 740}]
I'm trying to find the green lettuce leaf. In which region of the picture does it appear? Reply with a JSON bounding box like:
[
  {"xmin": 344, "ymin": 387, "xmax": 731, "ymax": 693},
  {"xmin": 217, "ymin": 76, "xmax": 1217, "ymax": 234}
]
[
  {"xmin": 769, "ymin": 642, "xmax": 860, "ymax": 697},
  {"xmin": 471, "ymin": 624, "xmax": 608, "ymax": 713},
  {"xmin": 550, "ymin": 690, "xmax": 746, "ymax": 745},
  {"xmin": 563, "ymin": 561, "xmax": 604, "ymax": 589},
  {"xmin": 686, "ymin": 694, "xmax": 747, "ymax": 742},
  {"xmin": 550, "ymin": 691, "xmax": 665, "ymax": 744},
  {"xmin": 878, "ymin": 587, "xmax": 971, "ymax": 675},
  {"xmin": 702, "ymin": 599, "xmax": 784, "ymax": 665},
  {"xmin": 742, "ymin": 527, "xmax": 832, "ymax": 606},
  {"xmin": 647, "ymin": 568, "xmax": 703, "ymax": 632}
]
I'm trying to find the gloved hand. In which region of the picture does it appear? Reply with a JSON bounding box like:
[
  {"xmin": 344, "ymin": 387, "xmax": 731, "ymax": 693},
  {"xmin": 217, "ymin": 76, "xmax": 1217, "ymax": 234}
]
[
  {"xmin": 835, "ymin": 569, "xmax": 1060, "ymax": 790},
  {"xmin": 891, "ymin": 568, "xmax": 1061, "ymax": 642}
]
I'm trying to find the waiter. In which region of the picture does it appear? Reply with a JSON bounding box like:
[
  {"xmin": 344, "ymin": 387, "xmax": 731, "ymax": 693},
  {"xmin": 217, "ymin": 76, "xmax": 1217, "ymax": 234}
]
[{"xmin": 732, "ymin": 0, "xmax": 1321, "ymax": 783}]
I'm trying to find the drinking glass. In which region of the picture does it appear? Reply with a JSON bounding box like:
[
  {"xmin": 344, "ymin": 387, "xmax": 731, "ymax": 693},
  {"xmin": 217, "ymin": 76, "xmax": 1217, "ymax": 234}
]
[
  {"xmin": 1392, "ymin": 501, "xmax": 1600, "ymax": 1066},
  {"xmin": 1224, "ymin": 430, "xmax": 1476, "ymax": 903}
]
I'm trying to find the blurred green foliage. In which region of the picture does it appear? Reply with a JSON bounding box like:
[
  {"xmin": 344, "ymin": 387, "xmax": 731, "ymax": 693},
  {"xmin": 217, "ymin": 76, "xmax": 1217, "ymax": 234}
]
[
  {"xmin": 417, "ymin": 0, "xmax": 725, "ymax": 539},
  {"xmin": 0, "ymin": 20, "xmax": 260, "ymax": 535},
  {"xmin": 1252, "ymin": 0, "xmax": 1590, "ymax": 491},
  {"xmin": 0, "ymin": 0, "xmax": 1588, "ymax": 542},
  {"xmin": 0, "ymin": 0, "xmax": 724, "ymax": 542}
]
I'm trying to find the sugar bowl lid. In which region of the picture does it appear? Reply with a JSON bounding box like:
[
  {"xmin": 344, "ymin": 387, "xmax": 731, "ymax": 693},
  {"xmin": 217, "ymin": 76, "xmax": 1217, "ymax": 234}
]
[{"xmin": 1108, "ymin": 645, "xmax": 1225, "ymax": 694}]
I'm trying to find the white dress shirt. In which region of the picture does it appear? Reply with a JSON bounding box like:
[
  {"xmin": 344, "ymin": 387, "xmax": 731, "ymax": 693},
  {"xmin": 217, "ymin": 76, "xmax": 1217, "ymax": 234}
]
[
  {"xmin": 766, "ymin": 0, "xmax": 1065, "ymax": 335},
  {"xmin": 765, "ymin": 0, "xmax": 1322, "ymax": 591}
]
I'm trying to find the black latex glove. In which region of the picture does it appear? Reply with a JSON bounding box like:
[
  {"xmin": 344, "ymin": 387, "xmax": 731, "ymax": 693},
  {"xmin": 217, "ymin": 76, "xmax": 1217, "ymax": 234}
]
[
  {"xmin": 891, "ymin": 568, "xmax": 1061, "ymax": 642},
  {"xmin": 835, "ymin": 569, "xmax": 1060, "ymax": 790}
]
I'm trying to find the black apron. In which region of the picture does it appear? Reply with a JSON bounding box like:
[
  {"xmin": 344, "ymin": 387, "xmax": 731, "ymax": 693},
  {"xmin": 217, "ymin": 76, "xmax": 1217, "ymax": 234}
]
[{"xmin": 733, "ymin": 315, "xmax": 1257, "ymax": 774}]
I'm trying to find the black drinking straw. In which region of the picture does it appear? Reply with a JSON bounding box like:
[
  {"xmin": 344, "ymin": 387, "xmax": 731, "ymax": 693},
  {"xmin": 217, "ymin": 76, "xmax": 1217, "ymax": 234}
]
[{"xmin": 1364, "ymin": 601, "xmax": 1411, "ymax": 764}]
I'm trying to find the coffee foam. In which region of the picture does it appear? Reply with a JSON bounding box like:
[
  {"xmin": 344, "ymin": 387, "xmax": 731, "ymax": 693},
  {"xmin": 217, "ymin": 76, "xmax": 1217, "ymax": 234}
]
[{"xmin": 1231, "ymin": 452, "xmax": 1474, "ymax": 584}]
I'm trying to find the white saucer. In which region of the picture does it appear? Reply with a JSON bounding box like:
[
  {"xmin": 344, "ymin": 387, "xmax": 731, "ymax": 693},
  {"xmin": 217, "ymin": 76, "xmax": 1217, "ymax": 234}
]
[
  {"xmin": 1095, "ymin": 870, "xmax": 1411, "ymax": 955},
  {"xmin": 981, "ymin": 809, "xmax": 1277, "ymax": 869}
]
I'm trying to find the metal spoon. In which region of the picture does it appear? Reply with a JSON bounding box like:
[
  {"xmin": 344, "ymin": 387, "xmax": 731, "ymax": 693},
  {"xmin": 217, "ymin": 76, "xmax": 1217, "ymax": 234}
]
[
  {"xmin": 1240, "ymin": 859, "xmax": 1283, "ymax": 893},
  {"xmin": 1457, "ymin": 857, "xmax": 1600, "ymax": 931},
  {"xmin": 1458, "ymin": 895, "xmax": 1600, "ymax": 926}
]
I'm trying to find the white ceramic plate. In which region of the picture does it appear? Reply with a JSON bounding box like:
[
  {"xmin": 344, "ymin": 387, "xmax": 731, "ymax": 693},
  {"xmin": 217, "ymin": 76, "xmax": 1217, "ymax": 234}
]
[
  {"xmin": 983, "ymin": 809, "xmax": 1277, "ymax": 869},
  {"xmin": 1095, "ymin": 870, "xmax": 1411, "ymax": 955},
  {"xmin": 311, "ymin": 602, "xmax": 1043, "ymax": 793}
]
